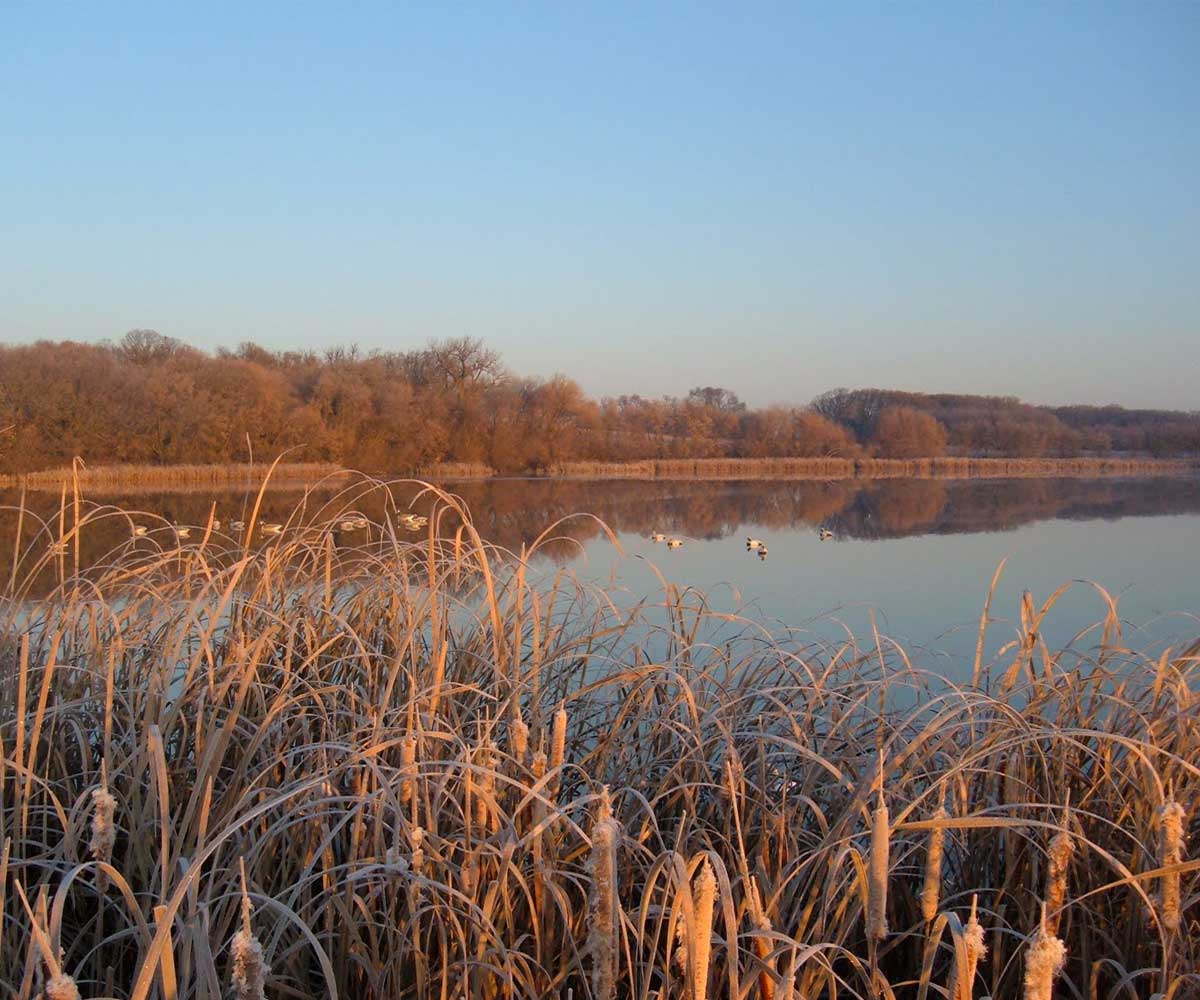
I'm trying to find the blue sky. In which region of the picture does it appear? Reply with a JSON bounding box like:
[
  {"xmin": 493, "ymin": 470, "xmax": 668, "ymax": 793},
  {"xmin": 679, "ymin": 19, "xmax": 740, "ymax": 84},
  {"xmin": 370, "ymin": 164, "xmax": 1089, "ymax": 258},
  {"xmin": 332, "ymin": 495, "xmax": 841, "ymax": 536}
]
[{"xmin": 2, "ymin": 2, "xmax": 1197, "ymax": 407}]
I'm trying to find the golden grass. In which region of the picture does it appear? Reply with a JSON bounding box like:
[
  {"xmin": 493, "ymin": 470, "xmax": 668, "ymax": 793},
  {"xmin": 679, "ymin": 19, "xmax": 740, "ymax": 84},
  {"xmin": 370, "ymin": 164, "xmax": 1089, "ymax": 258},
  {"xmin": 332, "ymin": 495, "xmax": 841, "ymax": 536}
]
[{"xmin": 0, "ymin": 473, "xmax": 1197, "ymax": 999}]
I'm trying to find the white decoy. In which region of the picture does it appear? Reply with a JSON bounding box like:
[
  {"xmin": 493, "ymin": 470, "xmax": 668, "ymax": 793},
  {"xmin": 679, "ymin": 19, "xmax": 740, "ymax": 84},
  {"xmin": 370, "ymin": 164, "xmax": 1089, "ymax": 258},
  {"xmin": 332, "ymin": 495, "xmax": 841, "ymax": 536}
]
[
  {"xmin": 132, "ymin": 525, "xmax": 149, "ymax": 537},
  {"xmin": 174, "ymin": 525, "xmax": 191, "ymax": 539},
  {"xmin": 746, "ymin": 537, "xmax": 763, "ymax": 550},
  {"xmin": 666, "ymin": 537, "xmax": 684, "ymax": 549},
  {"xmin": 819, "ymin": 529, "xmax": 834, "ymax": 541},
  {"xmin": 261, "ymin": 523, "xmax": 283, "ymax": 536},
  {"xmin": 650, "ymin": 532, "xmax": 667, "ymax": 543}
]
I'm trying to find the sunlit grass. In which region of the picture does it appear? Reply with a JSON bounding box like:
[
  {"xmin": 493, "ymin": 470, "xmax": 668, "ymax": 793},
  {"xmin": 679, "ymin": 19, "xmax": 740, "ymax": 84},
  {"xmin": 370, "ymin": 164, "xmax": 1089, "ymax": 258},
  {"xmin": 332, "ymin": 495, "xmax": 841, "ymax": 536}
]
[{"xmin": 1, "ymin": 472, "xmax": 1196, "ymax": 999}]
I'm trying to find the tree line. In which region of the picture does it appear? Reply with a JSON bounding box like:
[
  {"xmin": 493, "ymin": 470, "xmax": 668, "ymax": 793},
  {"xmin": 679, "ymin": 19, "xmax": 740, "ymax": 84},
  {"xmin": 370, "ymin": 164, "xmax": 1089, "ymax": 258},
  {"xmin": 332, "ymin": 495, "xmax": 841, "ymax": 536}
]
[{"xmin": 1, "ymin": 331, "xmax": 1196, "ymax": 474}]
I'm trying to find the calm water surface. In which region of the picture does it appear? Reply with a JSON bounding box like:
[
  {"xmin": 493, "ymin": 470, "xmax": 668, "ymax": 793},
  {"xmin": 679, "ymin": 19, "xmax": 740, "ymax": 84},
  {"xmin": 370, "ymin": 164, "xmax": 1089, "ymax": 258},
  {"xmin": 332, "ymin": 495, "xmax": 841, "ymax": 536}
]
[{"xmin": 4, "ymin": 476, "xmax": 1198, "ymax": 666}]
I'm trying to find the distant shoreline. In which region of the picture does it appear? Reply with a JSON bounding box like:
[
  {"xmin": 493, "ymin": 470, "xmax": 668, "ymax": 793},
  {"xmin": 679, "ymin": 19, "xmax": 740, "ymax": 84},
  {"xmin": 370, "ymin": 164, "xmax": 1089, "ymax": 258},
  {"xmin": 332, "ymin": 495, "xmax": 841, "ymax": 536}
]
[{"xmin": 1, "ymin": 456, "xmax": 1196, "ymax": 492}]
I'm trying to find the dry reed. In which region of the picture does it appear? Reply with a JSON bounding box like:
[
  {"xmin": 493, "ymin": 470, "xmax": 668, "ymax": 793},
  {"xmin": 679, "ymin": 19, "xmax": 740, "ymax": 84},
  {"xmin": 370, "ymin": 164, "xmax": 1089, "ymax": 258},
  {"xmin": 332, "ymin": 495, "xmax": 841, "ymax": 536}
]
[{"xmin": 0, "ymin": 473, "xmax": 1196, "ymax": 1000}]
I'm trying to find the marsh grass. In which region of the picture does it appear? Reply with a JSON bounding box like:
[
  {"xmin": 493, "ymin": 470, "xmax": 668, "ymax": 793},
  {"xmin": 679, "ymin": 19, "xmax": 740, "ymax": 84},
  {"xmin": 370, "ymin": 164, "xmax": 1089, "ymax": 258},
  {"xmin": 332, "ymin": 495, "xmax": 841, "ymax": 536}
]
[{"xmin": 0, "ymin": 470, "xmax": 1197, "ymax": 999}]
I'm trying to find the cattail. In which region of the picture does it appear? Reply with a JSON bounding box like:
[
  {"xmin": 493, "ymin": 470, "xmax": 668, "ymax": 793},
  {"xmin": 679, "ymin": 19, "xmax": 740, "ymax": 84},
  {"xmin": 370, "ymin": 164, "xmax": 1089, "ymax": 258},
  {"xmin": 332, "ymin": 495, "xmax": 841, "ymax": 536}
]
[
  {"xmin": 867, "ymin": 789, "xmax": 890, "ymax": 942},
  {"xmin": 89, "ymin": 768, "xmax": 117, "ymax": 891},
  {"xmin": 549, "ymin": 704, "xmax": 568, "ymax": 792},
  {"xmin": 1157, "ymin": 797, "xmax": 1186, "ymax": 933},
  {"xmin": 951, "ymin": 895, "xmax": 987, "ymax": 1000},
  {"xmin": 1022, "ymin": 913, "xmax": 1066, "ymax": 1000},
  {"xmin": 399, "ymin": 734, "xmax": 417, "ymax": 805},
  {"xmin": 587, "ymin": 787, "xmax": 621, "ymax": 1000},
  {"xmin": 410, "ymin": 825, "xmax": 426, "ymax": 877},
  {"xmin": 746, "ymin": 876, "xmax": 775, "ymax": 1000},
  {"xmin": 476, "ymin": 741, "xmax": 497, "ymax": 833},
  {"xmin": 691, "ymin": 860, "xmax": 717, "ymax": 1000},
  {"xmin": 231, "ymin": 862, "xmax": 268, "ymax": 1000},
  {"xmin": 511, "ymin": 715, "xmax": 529, "ymax": 767},
  {"xmin": 1043, "ymin": 802, "xmax": 1074, "ymax": 935},
  {"xmin": 921, "ymin": 802, "xmax": 948, "ymax": 923}
]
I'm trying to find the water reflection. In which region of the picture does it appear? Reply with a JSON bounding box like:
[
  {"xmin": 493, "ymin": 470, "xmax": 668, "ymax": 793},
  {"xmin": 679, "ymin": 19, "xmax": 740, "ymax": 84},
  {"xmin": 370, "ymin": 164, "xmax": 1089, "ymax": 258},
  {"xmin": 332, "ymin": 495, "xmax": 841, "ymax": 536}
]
[{"xmin": 3, "ymin": 475, "xmax": 1199, "ymax": 573}]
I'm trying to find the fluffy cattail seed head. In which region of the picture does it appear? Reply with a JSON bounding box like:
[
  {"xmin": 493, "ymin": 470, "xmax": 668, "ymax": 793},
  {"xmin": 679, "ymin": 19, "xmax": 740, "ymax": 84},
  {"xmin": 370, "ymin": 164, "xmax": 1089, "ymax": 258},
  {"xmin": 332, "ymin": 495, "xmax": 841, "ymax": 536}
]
[
  {"xmin": 89, "ymin": 782, "xmax": 117, "ymax": 890},
  {"xmin": 954, "ymin": 896, "xmax": 987, "ymax": 1000},
  {"xmin": 45, "ymin": 975, "xmax": 82, "ymax": 1000},
  {"xmin": 1022, "ymin": 920, "xmax": 1066, "ymax": 1000}
]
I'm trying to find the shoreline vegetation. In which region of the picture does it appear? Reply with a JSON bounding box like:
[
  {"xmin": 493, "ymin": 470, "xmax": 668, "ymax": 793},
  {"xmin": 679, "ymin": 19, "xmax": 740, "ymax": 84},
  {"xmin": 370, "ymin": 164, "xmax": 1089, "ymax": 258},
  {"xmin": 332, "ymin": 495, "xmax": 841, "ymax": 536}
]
[
  {"xmin": 1, "ymin": 454, "xmax": 1197, "ymax": 491},
  {"xmin": 4, "ymin": 334, "xmax": 1200, "ymax": 482},
  {"xmin": 1, "ymin": 481, "xmax": 1196, "ymax": 998}
]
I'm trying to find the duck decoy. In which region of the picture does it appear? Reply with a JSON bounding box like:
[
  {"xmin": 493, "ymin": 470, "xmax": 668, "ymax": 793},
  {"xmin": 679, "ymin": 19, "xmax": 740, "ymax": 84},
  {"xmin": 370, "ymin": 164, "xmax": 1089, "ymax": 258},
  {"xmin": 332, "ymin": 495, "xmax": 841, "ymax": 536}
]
[
  {"xmin": 666, "ymin": 538, "xmax": 684, "ymax": 549},
  {"xmin": 746, "ymin": 537, "xmax": 763, "ymax": 550}
]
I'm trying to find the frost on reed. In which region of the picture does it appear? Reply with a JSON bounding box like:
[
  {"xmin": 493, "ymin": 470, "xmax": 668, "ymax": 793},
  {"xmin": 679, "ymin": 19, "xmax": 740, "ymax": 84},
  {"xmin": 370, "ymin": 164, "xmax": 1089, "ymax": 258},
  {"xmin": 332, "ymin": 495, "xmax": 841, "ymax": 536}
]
[
  {"xmin": 1156, "ymin": 797, "xmax": 1187, "ymax": 932},
  {"xmin": 0, "ymin": 480, "xmax": 1196, "ymax": 1000}
]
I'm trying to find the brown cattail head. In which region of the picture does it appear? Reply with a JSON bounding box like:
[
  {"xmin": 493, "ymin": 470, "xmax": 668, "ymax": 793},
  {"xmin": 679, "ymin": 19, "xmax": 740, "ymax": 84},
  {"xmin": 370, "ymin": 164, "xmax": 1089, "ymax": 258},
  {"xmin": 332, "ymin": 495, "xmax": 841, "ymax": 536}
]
[
  {"xmin": 399, "ymin": 734, "xmax": 418, "ymax": 805},
  {"xmin": 587, "ymin": 786, "xmax": 622, "ymax": 1000},
  {"xmin": 921, "ymin": 802, "xmax": 949, "ymax": 923},
  {"xmin": 692, "ymin": 860, "xmax": 718, "ymax": 1000},
  {"xmin": 511, "ymin": 715, "xmax": 530, "ymax": 767},
  {"xmin": 1022, "ymin": 911, "xmax": 1066, "ymax": 1000},
  {"xmin": 867, "ymin": 789, "xmax": 890, "ymax": 942},
  {"xmin": 550, "ymin": 704, "xmax": 568, "ymax": 774},
  {"xmin": 1157, "ymin": 797, "xmax": 1186, "ymax": 933}
]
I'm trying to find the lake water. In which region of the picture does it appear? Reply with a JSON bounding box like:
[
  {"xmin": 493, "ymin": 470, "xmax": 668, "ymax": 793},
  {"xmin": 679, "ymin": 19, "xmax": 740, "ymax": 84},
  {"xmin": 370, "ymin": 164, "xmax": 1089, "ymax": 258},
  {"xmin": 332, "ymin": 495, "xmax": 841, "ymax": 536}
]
[{"xmin": 4, "ymin": 475, "xmax": 1198, "ymax": 668}]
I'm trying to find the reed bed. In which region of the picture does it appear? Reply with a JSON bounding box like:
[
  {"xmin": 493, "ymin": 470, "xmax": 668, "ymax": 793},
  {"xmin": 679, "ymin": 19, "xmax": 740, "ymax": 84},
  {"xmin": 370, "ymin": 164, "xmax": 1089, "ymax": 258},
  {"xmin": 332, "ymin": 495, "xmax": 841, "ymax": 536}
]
[
  {"xmin": 548, "ymin": 456, "xmax": 1199, "ymax": 480},
  {"xmin": 0, "ymin": 463, "xmax": 348, "ymax": 492},
  {"xmin": 4, "ymin": 455, "xmax": 1195, "ymax": 493},
  {"xmin": 0, "ymin": 476, "xmax": 1197, "ymax": 1000}
]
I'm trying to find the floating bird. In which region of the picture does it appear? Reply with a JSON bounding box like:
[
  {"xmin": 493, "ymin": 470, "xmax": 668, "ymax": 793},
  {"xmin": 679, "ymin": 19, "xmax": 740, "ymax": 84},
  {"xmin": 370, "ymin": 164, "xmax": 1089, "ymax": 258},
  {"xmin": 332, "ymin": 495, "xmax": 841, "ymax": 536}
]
[
  {"xmin": 666, "ymin": 538, "xmax": 684, "ymax": 549},
  {"xmin": 339, "ymin": 518, "xmax": 368, "ymax": 531},
  {"xmin": 132, "ymin": 525, "xmax": 149, "ymax": 537},
  {"xmin": 261, "ymin": 523, "xmax": 283, "ymax": 536},
  {"xmin": 758, "ymin": 545, "xmax": 768, "ymax": 559},
  {"xmin": 173, "ymin": 525, "xmax": 191, "ymax": 539},
  {"xmin": 650, "ymin": 532, "xmax": 667, "ymax": 543},
  {"xmin": 230, "ymin": 520, "xmax": 245, "ymax": 532},
  {"xmin": 211, "ymin": 519, "xmax": 221, "ymax": 531},
  {"xmin": 819, "ymin": 529, "xmax": 834, "ymax": 541},
  {"xmin": 746, "ymin": 537, "xmax": 764, "ymax": 550}
]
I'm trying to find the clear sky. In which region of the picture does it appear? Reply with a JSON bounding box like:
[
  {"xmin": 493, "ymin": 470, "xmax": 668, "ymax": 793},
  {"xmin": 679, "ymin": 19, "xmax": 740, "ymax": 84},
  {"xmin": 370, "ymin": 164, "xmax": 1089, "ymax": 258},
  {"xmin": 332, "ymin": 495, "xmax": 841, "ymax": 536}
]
[{"xmin": 3, "ymin": 2, "xmax": 1197, "ymax": 408}]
